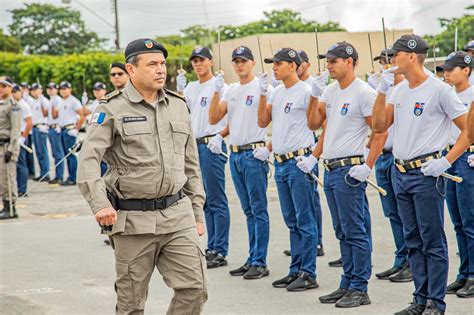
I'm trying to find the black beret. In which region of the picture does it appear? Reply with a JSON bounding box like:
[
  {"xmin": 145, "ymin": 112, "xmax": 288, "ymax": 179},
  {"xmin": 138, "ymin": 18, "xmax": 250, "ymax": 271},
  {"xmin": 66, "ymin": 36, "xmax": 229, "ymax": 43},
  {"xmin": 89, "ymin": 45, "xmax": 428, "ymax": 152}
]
[
  {"xmin": 110, "ymin": 62, "xmax": 127, "ymax": 73},
  {"xmin": 124, "ymin": 38, "xmax": 168, "ymax": 61}
]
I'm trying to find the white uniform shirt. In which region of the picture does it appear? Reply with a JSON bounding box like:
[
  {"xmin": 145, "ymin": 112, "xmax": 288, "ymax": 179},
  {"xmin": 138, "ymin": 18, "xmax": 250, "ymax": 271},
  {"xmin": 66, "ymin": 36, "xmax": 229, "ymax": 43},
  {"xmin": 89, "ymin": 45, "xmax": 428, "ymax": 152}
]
[
  {"xmin": 388, "ymin": 76, "xmax": 467, "ymax": 160},
  {"xmin": 469, "ymin": 72, "xmax": 474, "ymax": 86},
  {"xmin": 23, "ymin": 93, "xmax": 34, "ymax": 106},
  {"xmin": 18, "ymin": 99, "xmax": 32, "ymax": 133},
  {"xmin": 321, "ymin": 78, "xmax": 376, "ymax": 160},
  {"xmin": 59, "ymin": 95, "xmax": 82, "ymax": 127},
  {"xmin": 89, "ymin": 99, "xmax": 100, "ymax": 114},
  {"xmin": 448, "ymin": 86, "xmax": 473, "ymax": 145},
  {"xmin": 302, "ymin": 75, "xmax": 314, "ymax": 86},
  {"xmin": 184, "ymin": 77, "xmax": 228, "ymax": 139},
  {"xmin": 48, "ymin": 95, "xmax": 62, "ymax": 125},
  {"xmin": 270, "ymin": 81, "xmax": 314, "ymax": 155},
  {"xmin": 222, "ymin": 77, "xmax": 267, "ymax": 146},
  {"xmin": 31, "ymin": 95, "xmax": 50, "ymax": 125}
]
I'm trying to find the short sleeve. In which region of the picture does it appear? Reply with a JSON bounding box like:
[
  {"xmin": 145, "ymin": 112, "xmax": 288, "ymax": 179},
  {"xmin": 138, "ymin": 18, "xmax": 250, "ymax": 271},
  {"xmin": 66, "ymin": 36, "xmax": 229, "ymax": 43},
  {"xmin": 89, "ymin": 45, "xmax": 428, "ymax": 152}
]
[
  {"xmin": 72, "ymin": 99, "xmax": 82, "ymax": 111},
  {"xmin": 360, "ymin": 87, "xmax": 376, "ymax": 117},
  {"xmin": 440, "ymin": 87, "xmax": 468, "ymax": 120}
]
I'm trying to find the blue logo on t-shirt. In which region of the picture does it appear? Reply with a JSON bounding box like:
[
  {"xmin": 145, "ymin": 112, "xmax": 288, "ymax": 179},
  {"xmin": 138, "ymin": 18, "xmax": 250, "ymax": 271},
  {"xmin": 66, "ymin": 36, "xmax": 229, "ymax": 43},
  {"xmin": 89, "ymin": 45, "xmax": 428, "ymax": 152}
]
[
  {"xmin": 200, "ymin": 97, "xmax": 208, "ymax": 107},
  {"xmin": 340, "ymin": 103, "xmax": 350, "ymax": 115},
  {"xmin": 245, "ymin": 95, "xmax": 254, "ymax": 106},
  {"xmin": 413, "ymin": 102, "xmax": 425, "ymax": 116},
  {"xmin": 284, "ymin": 102, "xmax": 293, "ymax": 113}
]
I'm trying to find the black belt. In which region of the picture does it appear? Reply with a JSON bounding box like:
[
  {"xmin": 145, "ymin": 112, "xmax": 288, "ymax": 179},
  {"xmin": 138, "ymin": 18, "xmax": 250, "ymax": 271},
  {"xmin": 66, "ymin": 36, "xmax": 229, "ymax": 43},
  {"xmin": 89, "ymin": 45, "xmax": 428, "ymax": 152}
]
[
  {"xmin": 49, "ymin": 124, "xmax": 60, "ymax": 129},
  {"xmin": 381, "ymin": 148, "xmax": 392, "ymax": 155},
  {"xmin": 230, "ymin": 141, "xmax": 266, "ymax": 153},
  {"xmin": 0, "ymin": 138, "xmax": 10, "ymax": 145},
  {"xmin": 117, "ymin": 190, "xmax": 185, "ymax": 211},
  {"xmin": 274, "ymin": 147, "xmax": 312, "ymax": 163},
  {"xmin": 395, "ymin": 151, "xmax": 441, "ymax": 173},
  {"xmin": 446, "ymin": 144, "xmax": 474, "ymax": 153},
  {"xmin": 62, "ymin": 124, "xmax": 76, "ymax": 130},
  {"xmin": 33, "ymin": 124, "xmax": 47, "ymax": 128},
  {"xmin": 323, "ymin": 155, "xmax": 364, "ymax": 171},
  {"xmin": 196, "ymin": 134, "xmax": 216, "ymax": 145}
]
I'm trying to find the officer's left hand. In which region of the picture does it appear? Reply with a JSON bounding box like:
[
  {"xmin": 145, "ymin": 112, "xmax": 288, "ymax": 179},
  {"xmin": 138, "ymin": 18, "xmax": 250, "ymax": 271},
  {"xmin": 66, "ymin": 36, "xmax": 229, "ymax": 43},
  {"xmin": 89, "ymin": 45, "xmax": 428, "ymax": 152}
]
[
  {"xmin": 421, "ymin": 157, "xmax": 451, "ymax": 177},
  {"xmin": 196, "ymin": 222, "xmax": 205, "ymax": 236},
  {"xmin": 214, "ymin": 71, "xmax": 225, "ymax": 94},
  {"xmin": 207, "ymin": 134, "xmax": 223, "ymax": 154},
  {"xmin": 4, "ymin": 151, "xmax": 13, "ymax": 163},
  {"xmin": 296, "ymin": 155, "xmax": 318, "ymax": 174},
  {"xmin": 468, "ymin": 154, "xmax": 474, "ymax": 167},
  {"xmin": 349, "ymin": 163, "xmax": 371, "ymax": 182}
]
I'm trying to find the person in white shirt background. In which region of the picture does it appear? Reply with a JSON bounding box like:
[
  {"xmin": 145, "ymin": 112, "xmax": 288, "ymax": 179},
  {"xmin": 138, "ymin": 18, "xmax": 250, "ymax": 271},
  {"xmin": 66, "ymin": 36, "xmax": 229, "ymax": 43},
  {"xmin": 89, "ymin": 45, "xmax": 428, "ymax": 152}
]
[
  {"xmin": 30, "ymin": 83, "xmax": 51, "ymax": 181},
  {"xmin": 46, "ymin": 82, "xmax": 65, "ymax": 185},
  {"xmin": 463, "ymin": 40, "xmax": 474, "ymax": 86},
  {"xmin": 20, "ymin": 82, "xmax": 36, "ymax": 178}
]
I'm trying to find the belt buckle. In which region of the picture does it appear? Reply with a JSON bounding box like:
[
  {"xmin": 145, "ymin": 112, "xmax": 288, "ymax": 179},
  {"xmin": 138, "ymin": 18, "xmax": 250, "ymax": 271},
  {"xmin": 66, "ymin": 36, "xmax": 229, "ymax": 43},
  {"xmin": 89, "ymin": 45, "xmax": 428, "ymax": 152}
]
[
  {"xmin": 396, "ymin": 164, "xmax": 406, "ymax": 173},
  {"xmin": 275, "ymin": 155, "xmax": 282, "ymax": 163},
  {"xmin": 155, "ymin": 198, "xmax": 165, "ymax": 210}
]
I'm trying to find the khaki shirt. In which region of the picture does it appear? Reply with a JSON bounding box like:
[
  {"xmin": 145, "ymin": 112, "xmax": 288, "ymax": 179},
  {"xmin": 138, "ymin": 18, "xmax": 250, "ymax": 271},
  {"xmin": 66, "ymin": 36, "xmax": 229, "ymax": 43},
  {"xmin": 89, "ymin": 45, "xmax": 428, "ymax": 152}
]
[
  {"xmin": 77, "ymin": 82, "xmax": 205, "ymax": 236},
  {"xmin": 0, "ymin": 96, "xmax": 21, "ymax": 158}
]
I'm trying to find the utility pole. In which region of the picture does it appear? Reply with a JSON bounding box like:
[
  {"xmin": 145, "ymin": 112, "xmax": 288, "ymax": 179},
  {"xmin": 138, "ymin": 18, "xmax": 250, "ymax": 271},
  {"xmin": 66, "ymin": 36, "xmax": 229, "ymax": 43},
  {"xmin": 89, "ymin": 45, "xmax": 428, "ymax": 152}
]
[{"xmin": 113, "ymin": 0, "xmax": 120, "ymax": 51}]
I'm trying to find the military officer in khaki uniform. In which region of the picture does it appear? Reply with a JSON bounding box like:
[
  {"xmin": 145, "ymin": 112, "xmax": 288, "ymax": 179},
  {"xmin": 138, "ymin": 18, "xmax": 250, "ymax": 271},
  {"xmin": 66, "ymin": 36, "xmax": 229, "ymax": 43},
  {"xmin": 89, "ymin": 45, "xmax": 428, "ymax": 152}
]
[
  {"xmin": 0, "ymin": 76, "xmax": 22, "ymax": 220},
  {"xmin": 77, "ymin": 39, "xmax": 207, "ymax": 315}
]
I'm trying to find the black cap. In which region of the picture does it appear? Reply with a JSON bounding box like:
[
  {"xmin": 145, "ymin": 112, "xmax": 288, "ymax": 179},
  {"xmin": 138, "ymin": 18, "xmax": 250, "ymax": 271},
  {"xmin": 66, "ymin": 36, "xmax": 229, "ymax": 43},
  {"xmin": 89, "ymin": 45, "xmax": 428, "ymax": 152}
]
[
  {"xmin": 59, "ymin": 81, "xmax": 72, "ymax": 89},
  {"xmin": 264, "ymin": 48, "xmax": 302, "ymax": 66},
  {"xmin": 20, "ymin": 82, "xmax": 30, "ymax": 89},
  {"xmin": 189, "ymin": 46, "xmax": 213, "ymax": 61},
  {"xmin": 47, "ymin": 82, "xmax": 58, "ymax": 89},
  {"xmin": 30, "ymin": 83, "xmax": 42, "ymax": 90},
  {"xmin": 124, "ymin": 38, "xmax": 168, "ymax": 62},
  {"xmin": 392, "ymin": 34, "xmax": 429, "ymax": 54},
  {"xmin": 0, "ymin": 76, "xmax": 14, "ymax": 87},
  {"xmin": 12, "ymin": 84, "xmax": 21, "ymax": 92},
  {"xmin": 436, "ymin": 51, "xmax": 473, "ymax": 72},
  {"xmin": 93, "ymin": 82, "xmax": 107, "ymax": 90},
  {"xmin": 374, "ymin": 48, "xmax": 395, "ymax": 61},
  {"xmin": 110, "ymin": 62, "xmax": 127, "ymax": 73},
  {"xmin": 319, "ymin": 42, "xmax": 358, "ymax": 60},
  {"xmin": 297, "ymin": 50, "xmax": 309, "ymax": 63},
  {"xmin": 464, "ymin": 40, "xmax": 474, "ymax": 52},
  {"xmin": 232, "ymin": 46, "xmax": 254, "ymax": 61}
]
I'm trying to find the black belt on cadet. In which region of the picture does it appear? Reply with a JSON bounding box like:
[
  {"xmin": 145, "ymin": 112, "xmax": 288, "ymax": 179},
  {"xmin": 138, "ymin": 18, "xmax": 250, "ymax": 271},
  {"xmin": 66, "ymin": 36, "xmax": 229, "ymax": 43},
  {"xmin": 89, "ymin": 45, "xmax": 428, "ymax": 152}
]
[
  {"xmin": 62, "ymin": 124, "xmax": 76, "ymax": 130},
  {"xmin": 274, "ymin": 147, "xmax": 312, "ymax": 163},
  {"xmin": 230, "ymin": 141, "xmax": 266, "ymax": 153},
  {"xmin": 323, "ymin": 155, "xmax": 364, "ymax": 171},
  {"xmin": 446, "ymin": 144, "xmax": 474, "ymax": 153},
  {"xmin": 196, "ymin": 134, "xmax": 216, "ymax": 145},
  {"xmin": 49, "ymin": 124, "xmax": 60, "ymax": 129},
  {"xmin": 395, "ymin": 151, "xmax": 441, "ymax": 173},
  {"xmin": 33, "ymin": 123, "xmax": 47, "ymax": 128},
  {"xmin": 381, "ymin": 148, "xmax": 392, "ymax": 155},
  {"xmin": 117, "ymin": 190, "xmax": 185, "ymax": 211},
  {"xmin": 0, "ymin": 138, "xmax": 10, "ymax": 145}
]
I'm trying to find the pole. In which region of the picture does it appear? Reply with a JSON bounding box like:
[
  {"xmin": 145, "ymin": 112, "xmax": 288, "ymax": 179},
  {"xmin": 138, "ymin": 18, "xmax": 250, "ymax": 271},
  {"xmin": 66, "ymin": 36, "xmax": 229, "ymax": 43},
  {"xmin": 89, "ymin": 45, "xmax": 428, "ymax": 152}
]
[
  {"xmin": 217, "ymin": 28, "xmax": 222, "ymax": 70},
  {"xmin": 433, "ymin": 38, "xmax": 437, "ymax": 74},
  {"xmin": 368, "ymin": 33, "xmax": 375, "ymax": 72},
  {"xmin": 454, "ymin": 27, "xmax": 458, "ymax": 51},
  {"xmin": 113, "ymin": 0, "xmax": 120, "ymax": 51},
  {"xmin": 382, "ymin": 17, "xmax": 389, "ymax": 64},
  {"xmin": 256, "ymin": 35, "xmax": 265, "ymax": 73},
  {"xmin": 314, "ymin": 27, "xmax": 321, "ymax": 73}
]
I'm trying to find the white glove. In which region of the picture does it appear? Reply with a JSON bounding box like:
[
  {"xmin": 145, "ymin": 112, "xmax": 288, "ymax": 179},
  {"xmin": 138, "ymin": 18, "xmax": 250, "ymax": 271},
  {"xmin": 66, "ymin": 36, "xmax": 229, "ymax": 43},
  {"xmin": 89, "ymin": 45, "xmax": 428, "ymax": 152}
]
[
  {"xmin": 176, "ymin": 71, "xmax": 187, "ymax": 92},
  {"xmin": 258, "ymin": 73, "xmax": 269, "ymax": 96},
  {"xmin": 310, "ymin": 71, "xmax": 328, "ymax": 98},
  {"xmin": 214, "ymin": 72, "xmax": 225, "ymax": 94},
  {"xmin": 55, "ymin": 126, "xmax": 61, "ymax": 134},
  {"xmin": 207, "ymin": 134, "xmax": 223, "ymax": 154},
  {"xmin": 367, "ymin": 73, "xmax": 381, "ymax": 90},
  {"xmin": 378, "ymin": 67, "xmax": 397, "ymax": 94},
  {"xmin": 296, "ymin": 155, "xmax": 318, "ymax": 174},
  {"xmin": 18, "ymin": 136, "xmax": 26, "ymax": 146},
  {"xmin": 349, "ymin": 163, "xmax": 371, "ymax": 182},
  {"xmin": 67, "ymin": 129, "xmax": 79, "ymax": 137},
  {"xmin": 270, "ymin": 71, "xmax": 280, "ymax": 88},
  {"xmin": 468, "ymin": 154, "xmax": 474, "ymax": 167},
  {"xmin": 363, "ymin": 147, "xmax": 370, "ymax": 161},
  {"xmin": 252, "ymin": 147, "xmax": 270, "ymax": 161},
  {"xmin": 421, "ymin": 157, "xmax": 451, "ymax": 177},
  {"xmin": 38, "ymin": 125, "xmax": 49, "ymax": 133}
]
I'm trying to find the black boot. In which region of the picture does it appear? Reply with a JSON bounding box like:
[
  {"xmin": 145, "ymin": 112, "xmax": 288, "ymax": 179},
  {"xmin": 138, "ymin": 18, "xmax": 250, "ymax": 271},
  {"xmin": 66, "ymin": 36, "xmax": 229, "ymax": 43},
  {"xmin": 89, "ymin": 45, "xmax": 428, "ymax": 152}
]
[
  {"xmin": 456, "ymin": 279, "xmax": 474, "ymax": 298},
  {"xmin": 0, "ymin": 200, "xmax": 16, "ymax": 220}
]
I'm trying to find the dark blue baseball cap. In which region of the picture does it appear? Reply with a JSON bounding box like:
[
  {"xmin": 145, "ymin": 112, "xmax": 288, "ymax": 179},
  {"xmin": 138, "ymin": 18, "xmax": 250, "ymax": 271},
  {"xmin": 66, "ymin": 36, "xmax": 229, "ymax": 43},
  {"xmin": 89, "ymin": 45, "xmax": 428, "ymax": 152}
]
[
  {"xmin": 189, "ymin": 46, "xmax": 213, "ymax": 61},
  {"xmin": 232, "ymin": 46, "xmax": 254, "ymax": 61},
  {"xmin": 264, "ymin": 48, "xmax": 302, "ymax": 66},
  {"xmin": 436, "ymin": 51, "xmax": 473, "ymax": 71},
  {"xmin": 392, "ymin": 34, "xmax": 429, "ymax": 54}
]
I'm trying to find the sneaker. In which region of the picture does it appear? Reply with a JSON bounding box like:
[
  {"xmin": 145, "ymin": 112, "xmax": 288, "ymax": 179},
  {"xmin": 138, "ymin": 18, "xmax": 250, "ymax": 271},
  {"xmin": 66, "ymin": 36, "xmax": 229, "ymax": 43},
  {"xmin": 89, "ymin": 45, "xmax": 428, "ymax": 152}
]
[
  {"xmin": 205, "ymin": 249, "xmax": 217, "ymax": 261},
  {"xmin": 317, "ymin": 245, "xmax": 325, "ymax": 257},
  {"xmin": 272, "ymin": 273, "xmax": 298, "ymax": 288},
  {"xmin": 206, "ymin": 253, "xmax": 227, "ymax": 269},
  {"xmin": 18, "ymin": 192, "xmax": 28, "ymax": 197},
  {"xmin": 60, "ymin": 180, "xmax": 76, "ymax": 186},
  {"xmin": 328, "ymin": 257, "xmax": 342, "ymax": 267},
  {"xmin": 394, "ymin": 298, "xmax": 425, "ymax": 315},
  {"xmin": 446, "ymin": 279, "xmax": 466, "ymax": 294},
  {"xmin": 286, "ymin": 272, "xmax": 319, "ymax": 292},
  {"xmin": 34, "ymin": 176, "xmax": 50, "ymax": 182},
  {"xmin": 229, "ymin": 263, "xmax": 250, "ymax": 276},
  {"xmin": 376, "ymin": 266, "xmax": 402, "ymax": 280},
  {"xmin": 48, "ymin": 178, "xmax": 61, "ymax": 185},
  {"xmin": 335, "ymin": 289, "xmax": 371, "ymax": 308},
  {"xmin": 243, "ymin": 266, "xmax": 270, "ymax": 280},
  {"xmin": 456, "ymin": 279, "xmax": 474, "ymax": 298},
  {"xmin": 422, "ymin": 299, "xmax": 444, "ymax": 314},
  {"xmin": 389, "ymin": 263, "xmax": 413, "ymax": 283},
  {"xmin": 319, "ymin": 288, "xmax": 349, "ymax": 304},
  {"xmin": 283, "ymin": 249, "xmax": 291, "ymax": 256}
]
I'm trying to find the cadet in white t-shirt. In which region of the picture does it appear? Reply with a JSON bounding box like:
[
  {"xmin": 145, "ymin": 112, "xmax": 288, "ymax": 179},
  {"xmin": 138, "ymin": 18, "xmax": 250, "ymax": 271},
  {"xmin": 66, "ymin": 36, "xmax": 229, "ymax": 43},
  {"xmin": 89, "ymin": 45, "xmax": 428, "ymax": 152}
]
[
  {"xmin": 463, "ymin": 41, "xmax": 474, "ymax": 85},
  {"xmin": 208, "ymin": 45, "xmax": 271, "ymax": 279},
  {"xmin": 437, "ymin": 51, "xmax": 474, "ymax": 298},
  {"xmin": 258, "ymin": 48, "xmax": 319, "ymax": 292},
  {"xmin": 372, "ymin": 35, "xmax": 470, "ymax": 314},
  {"xmin": 178, "ymin": 47, "xmax": 231, "ymax": 269},
  {"xmin": 45, "ymin": 82, "xmax": 65, "ymax": 184},
  {"xmin": 30, "ymin": 83, "xmax": 51, "ymax": 181}
]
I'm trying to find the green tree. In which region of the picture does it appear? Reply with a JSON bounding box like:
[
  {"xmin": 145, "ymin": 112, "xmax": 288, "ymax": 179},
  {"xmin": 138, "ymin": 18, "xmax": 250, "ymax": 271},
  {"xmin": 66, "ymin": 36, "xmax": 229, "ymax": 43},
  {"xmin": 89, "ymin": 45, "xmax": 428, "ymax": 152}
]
[
  {"xmin": 0, "ymin": 29, "xmax": 21, "ymax": 53},
  {"xmin": 9, "ymin": 3, "xmax": 103, "ymax": 55}
]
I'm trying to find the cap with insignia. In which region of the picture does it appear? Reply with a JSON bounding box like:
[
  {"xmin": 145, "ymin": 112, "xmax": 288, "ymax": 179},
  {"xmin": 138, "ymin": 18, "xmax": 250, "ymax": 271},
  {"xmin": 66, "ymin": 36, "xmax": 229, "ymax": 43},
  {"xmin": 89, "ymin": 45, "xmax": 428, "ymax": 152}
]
[
  {"xmin": 463, "ymin": 40, "xmax": 474, "ymax": 52},
  {"xmin": 125, "ymin": 38, "xmax": 168, "ymax": 62},
  {"xmin": 436, "ymin": 51, "xmax": 473, "ymax": 72},
  {"xmin": 189, "ymin": 46, "xmax": 213, "ymax": 61},
  {"xmin": 47, "ymin": 82, "xmax": 58, "ymax": 89},
  {"xmin": 264, "ymin": 48, "xmax": 302, "ymax": 66},
  {"xmin": 232, "ymin": 46, "xmax": 254, "ymax": 61},
  {"xmin": 392, "ymin": 34, "xmax": 429, "ymax": 54},
  {"xmin": 59, "ymin": 81, "xmax": 72, "ymax": 89},
  {"xmin": 93, "ymin": 82, "xmax": 107, "ymax": 90},
  {"xmin": 12, "ymin": 84, "xmax": 21, "ymax": 92},
  {"xmin": 0, "ymin": 76, "xmax": 14, "ymax": 87},
  {"xmin": 374, "ymin": 48, "xmax": 395, "ymax": 61},
  {"xmin": 20, "ymin": 82, "xmax": 30, "ymax": 89},
  {"xmin": 30, "ymin": 83, "xmax": 42, "ymax": 90},
  {"xmin": 297, "ymin": 50, "xmax": 310, "ymax": 63},
  {"xmin": 318, "ymin": 42, "xmax": 359, "ymax": 61}
]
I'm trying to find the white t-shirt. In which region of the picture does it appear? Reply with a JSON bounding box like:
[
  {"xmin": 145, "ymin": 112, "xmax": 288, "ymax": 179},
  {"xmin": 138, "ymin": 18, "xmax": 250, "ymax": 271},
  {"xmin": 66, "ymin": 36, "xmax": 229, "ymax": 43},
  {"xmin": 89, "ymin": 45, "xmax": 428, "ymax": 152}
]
[
  {"xmin": 222, "ymin": 77, "xmax": 267, "ymax": 146},
  {"xmin": 184, "ymin": 77, "xmax": 228, "ymax": 139},
  {"xmin": 89, "ymin": 99, "xmax": 100, "ymax": 114},
  {"xmin": 270, "ymin": 81, "xmax": 314, "ymax": 155},
  {"xmin": 302, "ymin": 75, "xmax": 314, "ymax": 86},
  {"xmin": 31, "ymin": 95, "xmax": 50, "ymax": 125},
  {"xmin": 321, "ymin": 78, "xmax": 376, "ymax": 160},
  {"xmin": 388, "ymin": 76, "xmax": 467, "ymax": 160},
  {"xmin": 448, "ymin": 86, "xmax": 473, "ymax": 145},
  {"xmin": 468, "ymin": 72, "xmax": 474, "ymax": 86},
  {"xmin": 18, "ymin": 99, "xmax": 32, "ymax": 133},
  {"xmin": 59, "ymin": 95, "xmax": 82, "ymax": 127},
  {"xmin": 48, "ymin": 95, "xmax": 62, "ymax": 125}
]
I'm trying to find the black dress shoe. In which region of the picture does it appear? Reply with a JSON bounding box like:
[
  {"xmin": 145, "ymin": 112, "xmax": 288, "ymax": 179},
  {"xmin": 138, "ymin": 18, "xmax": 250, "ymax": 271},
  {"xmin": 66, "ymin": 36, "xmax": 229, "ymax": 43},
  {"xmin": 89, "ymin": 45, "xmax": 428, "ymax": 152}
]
[
  {"xmin": 60, "ymin": 180, "xmax": 76, "ymax": 186},
  {"xmin": 286, "ymin": 272, "xmax": 318, "ymax": 292},
  {"xmin": 394, "ymin": 299, "xmax": 425, "ymax": 315},
  {"xmin": 319, "ymin": 288, "xmax": 349, "ymax": 304},
  {"xmin": 283, "ymin": 249, "xmax": 291, "ymax": 256},
  {"xmin": 335, "ymin": 289, "xmax": 370, "ymax": 308},
  {"xmin": 421, "ymin": 299, "xmax": 444, "ymax": 314},
  {"xmin": 229, "ymin": 263, "xmax": 250, "ymax": 276},
  {"xmin": 376, "ymin": 266, "xmax": 402, "ymax": 280},
  {"xmin": 104, "ymin": 239, "xmax": 111, "ymax": 245},
  {"xmin": 328, "ymin": 257, "xmax": 342, "ymax": 267},
  {"xmin": 18, "ymin": 192, "xmax": 28, "ymax": 197},
  {"xmin": 389, "ymin": 263, "xmax": 413, "ymax": 283},
  {"xmin": 272, "ymin": 273, "xmax": 298, "ymax": 288},
  {"xmin": 446, "ymin": 279, "xmax": 466, "ymax": 294},
  {"xmin": 205, "ymin": 249, "xmax": 217, "ymax": 261},
  {"xmin": 317, "ymin": 245, "xmax": 325, "ymax": 257},
  {"xmin": 243, "ymin": 266, "xmax": 270, "ymax": 280},
  {"xmin": 207, "ymin": 253, "xmax": 228, "ymax": 269},
  {"xmin": 456, "ymin": 279, "xmax": 474, "ymax": 298},
  {"xmin": 48, "ymin": 178, "xmax": 61, "ymax": 184},
  {"xmin": 34, "ymin": 176, "xmax": 50, "ymax": 182}
]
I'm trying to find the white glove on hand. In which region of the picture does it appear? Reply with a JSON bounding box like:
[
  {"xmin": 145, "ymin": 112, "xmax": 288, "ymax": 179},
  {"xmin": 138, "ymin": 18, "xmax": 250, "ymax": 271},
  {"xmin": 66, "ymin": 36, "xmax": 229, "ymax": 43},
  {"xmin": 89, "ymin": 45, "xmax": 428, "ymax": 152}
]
[
  {"xmin": 18, "ymin": 136, "xmax": 26, "ymax": 146},
  {"xmin": 378, "ymin": 67, "xmax": 397, "ymax": 94},
  {"xmin": 349, "ymin": 163, "xmax": 371, "ymax": 182},
  {"xmin": 270, "ymin": 71, "xmax": 280, "ymax": 88},
  {"xmin": 367, "ymin": 73, "xmax": 381, "ymax": 90},
  {"xmin": 176, "ymin": 71, "xmax": 187, "ymax": 92},
  {"xmin": 421, "ymin": 157, "xmax": 451, "ymax": 177},
  {"xmin": 207, "ymin": 134, "xmax": 223, "ymax": 154},
  {"xmin": 38, "ymin": 125, "xmax": 49, "ymax": 134},
  {"xmin": 55, "ymin": 126, "xmax": 61, "ymax": 134},
  {"xmin": 253, "ymin": 147, "xmax": 270, "ymax": 161},
  {"xmin": 67, "ymin": 129, "xmax": 79, "ymax": 137},
  {"xmin": 214, "ymin": 72, "xmax": 225, "ymax": 94},
  {"xmin": 258, "ymin": 73, "xmax": 269, "ymax": 96},
  {"xmin": 310, "ymin": 72, "xmax": 328, "ymax": 98},
  {"xmin": 296, "ymin": 155, "xmax": 318, "ymax": 174},
  {"xmin": 363, "ymin": 147, "xmax": 370, "ymax": 161},
  {"xmin": 468, "ymin": 154, "xmax": 474, "ymax": 167}
]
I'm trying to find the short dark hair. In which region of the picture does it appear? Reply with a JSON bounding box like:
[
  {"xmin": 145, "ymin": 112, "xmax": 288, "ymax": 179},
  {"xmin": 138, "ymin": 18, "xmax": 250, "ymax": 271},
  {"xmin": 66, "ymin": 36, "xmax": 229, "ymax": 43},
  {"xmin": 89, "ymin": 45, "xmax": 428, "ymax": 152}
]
[
  {"xmin": 126, "ymin": 55, "xmax": 140, "ymax": 67},
  {"xmin": 416, "ymin": 54, "xmax": 426, "ymax": 65}
]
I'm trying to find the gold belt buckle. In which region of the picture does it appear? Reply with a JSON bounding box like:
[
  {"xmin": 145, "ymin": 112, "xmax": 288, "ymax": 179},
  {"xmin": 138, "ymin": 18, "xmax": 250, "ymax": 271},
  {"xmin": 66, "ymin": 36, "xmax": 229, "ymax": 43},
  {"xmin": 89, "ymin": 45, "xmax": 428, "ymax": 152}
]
[
  {"xmin": 275, "ymin": 155, "xmax": 283, "ymax": 163},
  {"xmin": 396, "ymin": 164, "xmax": 406, "ymax": 173}
]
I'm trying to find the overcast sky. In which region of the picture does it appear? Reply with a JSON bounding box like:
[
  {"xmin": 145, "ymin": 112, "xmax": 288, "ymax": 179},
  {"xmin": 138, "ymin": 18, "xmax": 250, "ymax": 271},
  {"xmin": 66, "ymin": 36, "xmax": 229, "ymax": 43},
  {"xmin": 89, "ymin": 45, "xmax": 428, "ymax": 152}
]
[{"xmin": 1, "ymin": 0, "xmax": 472, "ymax": 49}]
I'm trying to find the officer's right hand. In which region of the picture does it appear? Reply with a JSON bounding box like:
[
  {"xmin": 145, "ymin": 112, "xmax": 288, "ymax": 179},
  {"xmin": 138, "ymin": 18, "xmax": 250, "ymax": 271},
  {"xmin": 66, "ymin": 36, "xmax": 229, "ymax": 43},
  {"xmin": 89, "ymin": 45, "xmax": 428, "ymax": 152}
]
[
  {"xmin": 176, "ymin": 70, "xmax": 187, "ymax": 92},
  {"xmin": 196, "ymin": 222, "xmax": 205, "ymax": 236},
  {"xmin": 214, "ymin": 71, "xmax": 225, "ymax": 93},
  {"xmin": 4, "ymin": 151, "xmax": 13, "ymax": 163},
  {"xmin": 95, "ymin": 207, "xmax": 117, "ymax": 226},
  {"xmin": 311, "ymin": 71, "xmax": 328, "ymax": 98},
  {"xmin": 468, "ymin": 154, "xmax": 474, "ymax": 168}
]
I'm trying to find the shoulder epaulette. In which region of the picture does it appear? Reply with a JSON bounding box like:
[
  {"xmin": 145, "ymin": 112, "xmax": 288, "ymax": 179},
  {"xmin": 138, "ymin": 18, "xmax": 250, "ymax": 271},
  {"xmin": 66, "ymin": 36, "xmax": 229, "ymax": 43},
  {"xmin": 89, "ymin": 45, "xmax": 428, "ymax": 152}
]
[
  {"xmin": 99, "ymin": 90, "xmax": 122, "ymax": 103},
  {"xmin": 164, "ymin": 88, "xmax": 185, "ymax": 101}
]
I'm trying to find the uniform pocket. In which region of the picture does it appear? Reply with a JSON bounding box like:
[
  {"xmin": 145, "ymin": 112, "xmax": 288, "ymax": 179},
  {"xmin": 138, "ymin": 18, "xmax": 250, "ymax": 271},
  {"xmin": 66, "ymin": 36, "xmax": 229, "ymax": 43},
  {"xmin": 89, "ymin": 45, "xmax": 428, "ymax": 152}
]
[
  {"xmin": 122, "ymin": 122, "xmax": 157, "ymax": 155},
  {"xmin": 170, "ymin": 121, "xmax": 190, "ymax": 155},
  {"xmin": 118, "ymin": 178, "xmax": 157, "ymax": 199}
]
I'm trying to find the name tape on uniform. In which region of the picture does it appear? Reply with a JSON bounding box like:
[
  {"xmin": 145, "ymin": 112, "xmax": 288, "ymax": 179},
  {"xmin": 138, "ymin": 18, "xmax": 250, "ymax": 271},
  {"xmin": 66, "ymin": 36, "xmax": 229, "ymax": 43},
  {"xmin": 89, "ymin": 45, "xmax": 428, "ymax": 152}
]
[{"xmin": 123, "ymin": 116, "xmax": 147, "ymax": 123}]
